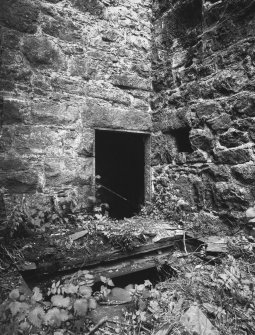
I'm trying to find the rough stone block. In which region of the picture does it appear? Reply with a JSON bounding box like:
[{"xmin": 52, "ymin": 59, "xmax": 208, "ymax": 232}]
[
  {"xmin": 0, "ymin": 127, "xmax": 13, "ymax": 153},
  {"xmin": 191, "ymin": 101, "xmax": 223, "ymax": 121},
  {"xmin": 214, "ymin": 182, "xmax": 249, "ymax": 211},
  {"xmin": 0, "ymin": 79, "xmax": 15, "ymax": 93},
  {"xmin": 42, "ymin": 15, "xmax": 80, "ymax": 42},
  {"xmin": 0, "ymin": 0, "xmax": 39, "ymax": 33},
  {"xmin": 152, "ymin": 107, "xmax": 191, "ymax": 132},
  {"xmin": 202, "ymin": 164, "xmax": 230, "ymax": 182},
  {"xmin": 102, "ymin": 29, "xmax": 120, "ymax": 42},
  {"xmin": 0, "ymin": 170, "xmax": 39, "ymax": 193},
  {"xmin": 207, "ymin": 113, "xmax": 232, "ymax": 131},
  {"xmin": 44, "ymin": 157, "xmax": 93, "ymax": 187},
  {"xmin": 233, "ymin": 117, "xmax": 255, "ymax": 142},
  {"xmin": 82, "ymin": 98, "xmax": 152, "ymax": 131},
  {"xmin": 232, "ymin": 92, "xmax": 255, "ymax": 117},
  {"xmin": 70, "ymin": 0, "xmax": 105, "ymax": 17},
  {"xmin": 110, "ymin": 74, "xmax": 151, "ymax": 91},
  {"xmin": 77, "ymin": 129, "xmax": 94, "ymax": 157},
  {"xmin": 131, "ymin": 63, "xmax": 151, "ymax": 79},
  {"xmin": 0, "ymin": 155, "xmax": 29, "ymax": 171},
  {"xmin": 31, "ymin": 74, "xmax": 52, "ymax": 96},
  {"xmin": 31, "ymin": 101, "xmax": 80, "ymax": 126},
  {"xmin": 86, "ymin": 82, "xmax": 131, "ymax": 107},
  {"xmin": 22, "ymin": 36, "xmax": 65, "ymax": 69},
  {"xmin": 50, "ymin": 75, "xmax": 85, "ymax": 95},
  {"xmin": 212, "ymin": 69, "xmax": 248, "ymax": 96},
  {"xmin": 189, "ymin": 128, "xmax": 213, "ymax": 152},
  {"xmin": 69, "ymin": 57, "xmax": 88, "ymax": 77},
  {"xmin": 13, "ymin": 126, "xmax": 66, "ymax": 155},
  {"xmin": 232, "ymin": 162, "xmax": 255, "ymax": 183},
  {"xmin": 219, "ymin": 128, "xmax": 249, "ymax": 148},
  {"xmin": 63, "ymin": 129, "xmax": 93, "ymax": 158},
  {"xmin": 1, "ymin": 47, "xmax": 33, "ymax": 84},
  {"xmin": 186, "ymin": 150, "xmax": 209, "ymax": 163},
  {"xmin": 214, "ymin": 147, "xmax": 253, "ymax": 165},
  {"xmin": 1, "ymin": 27, "xmax": 22, "ymax": 50},
  {"xmin": 133, "ymin": 98, "xmax": 150, "ymax": 111},
  {"xmin": 2, "ymin": 98, "xmax": 30, "ymax": 124}
]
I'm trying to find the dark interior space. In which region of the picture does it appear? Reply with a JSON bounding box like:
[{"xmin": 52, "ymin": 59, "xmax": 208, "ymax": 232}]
[
  {"xmin": 92, "ymin": 263, "xmax": 176, "ymax": 292},
  {"xmin": 21, "ymin": 264, "xmax": 176, "ymax": 296},
  {"xmin": 168, "ymin": 127, "xmax": 193, "ymax": 153},
  {"xmin": 95, "ymin": 130, "xmax": 147, "ymax": 219}
]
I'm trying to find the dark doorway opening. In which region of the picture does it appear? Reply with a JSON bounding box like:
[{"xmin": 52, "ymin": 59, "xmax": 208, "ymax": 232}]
[{"xmin": 95, "ymin": 129, "xmax": 148, "ymax": 219}]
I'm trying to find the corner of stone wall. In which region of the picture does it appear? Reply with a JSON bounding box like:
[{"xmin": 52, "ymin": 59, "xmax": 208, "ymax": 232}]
[{"xmin": 151, "ymin": 0, "xmax": 255, "ymax": 231}]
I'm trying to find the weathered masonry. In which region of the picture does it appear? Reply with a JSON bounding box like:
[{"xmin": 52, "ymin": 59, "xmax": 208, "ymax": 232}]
[
  {"xmin": 151, "ymin": 0, "xmax": 255, "ymax": 228},
  {"xmin": 0, "ymin": 0, "xmax": 152, "ymax": 218},
  {"xmin": 1, "ymin": 0, "xmax": 255, "ymax": 226}
]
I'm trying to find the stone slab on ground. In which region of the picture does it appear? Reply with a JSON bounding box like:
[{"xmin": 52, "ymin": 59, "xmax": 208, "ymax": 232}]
[
  {"xmin": 89, "ymin": 304, "xmax": 130, "ymax": 324},
  {"xmin": 180, "ymin": 305, "xmax": 219, "ymax": 335}
]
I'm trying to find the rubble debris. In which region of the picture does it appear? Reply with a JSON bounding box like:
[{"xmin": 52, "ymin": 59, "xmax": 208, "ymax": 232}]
[
  {"xmin": 69, "ymin": 230, "xmax": 88, "ymax": 242},
  {"xmin": 180, "ymin": 304, "xmax": 219, "ymax": 335},
  {"xmin": 153, "ymin": 323, "xmax": 173, "ymax": 335},
  {"xmin": 107, "ymin": 287, "xmax": 132, "ymax": 303},
  {"xmin": 205, "ymin": 236, "xmax": 228, "ymax": 254}
]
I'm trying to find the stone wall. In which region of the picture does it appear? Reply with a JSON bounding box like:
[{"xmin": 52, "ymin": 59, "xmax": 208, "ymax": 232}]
[
  {"xmin": 151, "ymin": 0, "xmax": 255, "ymax": 228},
  {"xmin": 1, "ymin": 0, "xmax": 254, "ymax": 228},
  {"xmin": 0, "ymin": 0, "xmax": 152, "ymax": 213}
]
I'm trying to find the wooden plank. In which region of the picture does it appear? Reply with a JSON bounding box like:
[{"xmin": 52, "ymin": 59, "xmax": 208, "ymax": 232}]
[
  {"xmin": 56, "ymin": 234, "xmax": 182, "ymax": 270},
  {"xmin": 63, "ymin": 251, "xmax": 173, "ymax": 284},
  {"xmin": 19, "ymin": 234, "xmax": 182, "ymax": 278}
]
